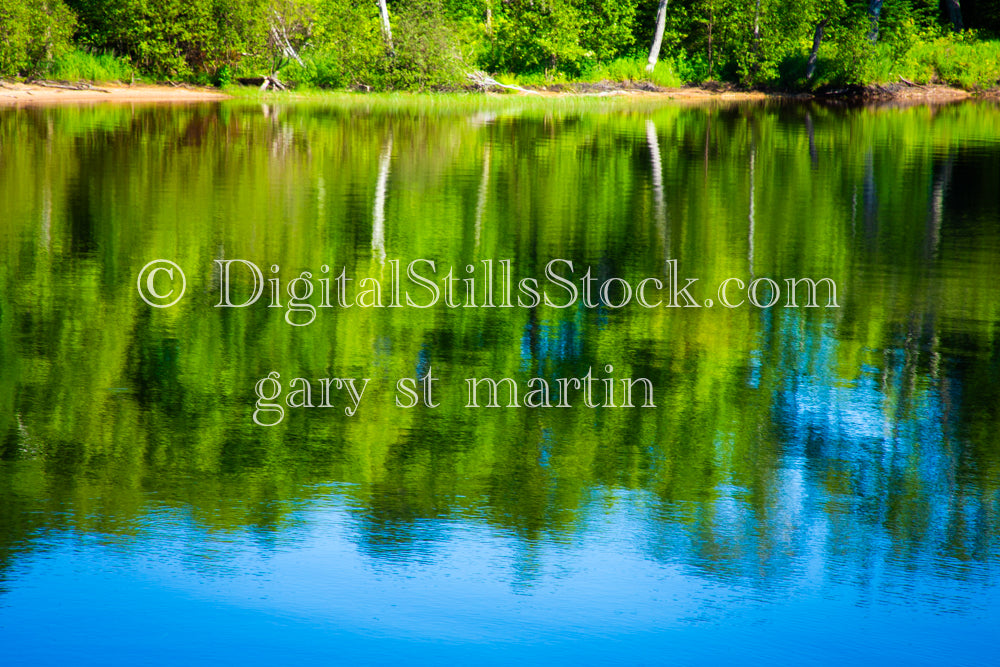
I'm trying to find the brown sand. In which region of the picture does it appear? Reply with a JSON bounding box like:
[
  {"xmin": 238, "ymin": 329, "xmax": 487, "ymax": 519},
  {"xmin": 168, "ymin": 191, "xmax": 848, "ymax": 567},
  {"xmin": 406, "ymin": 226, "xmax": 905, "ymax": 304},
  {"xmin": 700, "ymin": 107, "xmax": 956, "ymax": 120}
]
[{"xmin": 0, "ymin": 81, "xmax": 230, "ymax": 106}]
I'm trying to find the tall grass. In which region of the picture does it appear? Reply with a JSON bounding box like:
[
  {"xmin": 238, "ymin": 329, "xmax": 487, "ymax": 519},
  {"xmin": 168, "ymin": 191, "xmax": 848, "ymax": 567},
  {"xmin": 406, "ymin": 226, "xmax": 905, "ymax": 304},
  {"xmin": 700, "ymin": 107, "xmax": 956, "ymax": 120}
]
[
  {"xmin": 903, "ymin": 36, "xmax": 1000, "ymax": 89},
  {"xmin": 583, "ymin": 58, "xmax": 684, "ymax": 88},
  {"xmin": 806, "ymin": 32, "xmax": 1000, "ymax": 89},
  {"xmin": 468, "ymin": 57, "xmax": 684, "ymax": 90},
  {"xmin": 47, "ymin": 49, "xmax": 137, "ymax": 83}
]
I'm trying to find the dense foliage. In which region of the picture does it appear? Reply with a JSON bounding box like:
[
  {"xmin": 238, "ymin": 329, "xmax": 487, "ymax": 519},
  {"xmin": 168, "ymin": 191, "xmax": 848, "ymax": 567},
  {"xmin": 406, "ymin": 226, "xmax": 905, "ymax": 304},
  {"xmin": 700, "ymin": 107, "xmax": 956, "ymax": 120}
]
[
  {"xmin": 1, "ymin": 0, "xmax": 999, "ymax": 89},
  {"xmin": 0, "ymin": 0, "xmax": 75, "ymax": 77}
]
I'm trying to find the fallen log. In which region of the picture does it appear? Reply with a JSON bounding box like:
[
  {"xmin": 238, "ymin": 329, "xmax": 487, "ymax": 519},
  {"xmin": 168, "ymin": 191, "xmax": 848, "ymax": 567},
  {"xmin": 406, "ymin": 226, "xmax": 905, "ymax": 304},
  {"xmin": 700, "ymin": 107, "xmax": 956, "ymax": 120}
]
[
  {"xmin": 238, "ymin": 75, "xmax": 288, "ymax": 91},
  {"xmin": 467, "ymin": 71, "xmax": 540, "ymax": 95},
  {"xmin": 899, "ymin": 75, "xmax": 928, "ymax": 89},
  {"xmin": 32, "ymin": 80, "xmax": 110, "ymax": 93}
]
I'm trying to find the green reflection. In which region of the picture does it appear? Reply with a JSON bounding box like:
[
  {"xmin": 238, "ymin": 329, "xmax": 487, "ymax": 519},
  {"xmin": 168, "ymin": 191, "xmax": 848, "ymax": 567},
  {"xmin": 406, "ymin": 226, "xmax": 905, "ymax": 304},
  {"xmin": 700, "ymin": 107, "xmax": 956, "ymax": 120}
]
[{"xmin": 0, "ymin": 98, "xmax": 998, "ymax": 591}]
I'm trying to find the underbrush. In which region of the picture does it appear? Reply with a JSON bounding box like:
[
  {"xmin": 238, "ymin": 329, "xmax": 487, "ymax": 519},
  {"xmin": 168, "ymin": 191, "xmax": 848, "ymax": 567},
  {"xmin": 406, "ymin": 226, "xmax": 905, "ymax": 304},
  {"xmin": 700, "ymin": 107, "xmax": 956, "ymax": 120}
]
[{"xmin": 47, "ymin": 49, "xmax": 137, "ymax": 83}]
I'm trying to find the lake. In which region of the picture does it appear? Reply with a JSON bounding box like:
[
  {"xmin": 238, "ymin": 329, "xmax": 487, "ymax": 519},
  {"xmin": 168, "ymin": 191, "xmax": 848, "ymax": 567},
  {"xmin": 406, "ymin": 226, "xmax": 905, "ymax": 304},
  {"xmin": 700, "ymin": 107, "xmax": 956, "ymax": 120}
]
[{"xmin": 1, "ymin": 97, "xmax": 998, "ymax": 664}]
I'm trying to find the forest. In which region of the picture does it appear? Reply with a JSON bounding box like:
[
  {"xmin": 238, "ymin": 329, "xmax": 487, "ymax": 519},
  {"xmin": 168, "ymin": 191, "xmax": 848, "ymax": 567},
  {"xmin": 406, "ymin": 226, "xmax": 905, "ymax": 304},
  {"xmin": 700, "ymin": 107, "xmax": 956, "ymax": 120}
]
[{"xmin": 1, "ymin": 1, "xmax": 1000, "ymax": 92}]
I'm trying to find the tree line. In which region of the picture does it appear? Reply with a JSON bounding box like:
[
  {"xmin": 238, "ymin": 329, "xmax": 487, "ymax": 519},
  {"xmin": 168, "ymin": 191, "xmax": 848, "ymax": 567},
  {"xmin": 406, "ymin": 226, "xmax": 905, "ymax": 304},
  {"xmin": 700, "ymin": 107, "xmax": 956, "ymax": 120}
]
[{"xmin": 1, "ymin": 0, "xmax": 999, "ymax": 89}]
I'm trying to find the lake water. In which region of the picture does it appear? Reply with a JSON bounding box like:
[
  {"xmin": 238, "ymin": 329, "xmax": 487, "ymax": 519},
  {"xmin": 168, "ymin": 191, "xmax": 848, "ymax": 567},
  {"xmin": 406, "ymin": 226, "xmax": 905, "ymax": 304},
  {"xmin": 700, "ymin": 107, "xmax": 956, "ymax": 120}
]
[{"xmin": 1, "ymin": 98, "xmax": 998, "ymax": 664}]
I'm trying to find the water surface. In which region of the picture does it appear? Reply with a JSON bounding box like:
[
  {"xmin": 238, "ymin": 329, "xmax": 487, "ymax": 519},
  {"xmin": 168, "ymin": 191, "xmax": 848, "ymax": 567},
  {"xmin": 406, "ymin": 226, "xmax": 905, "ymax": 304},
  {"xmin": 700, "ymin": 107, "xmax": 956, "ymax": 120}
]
[{"xmin": 1, "ymin": 98, "xmax": 999, "ymax": 664}]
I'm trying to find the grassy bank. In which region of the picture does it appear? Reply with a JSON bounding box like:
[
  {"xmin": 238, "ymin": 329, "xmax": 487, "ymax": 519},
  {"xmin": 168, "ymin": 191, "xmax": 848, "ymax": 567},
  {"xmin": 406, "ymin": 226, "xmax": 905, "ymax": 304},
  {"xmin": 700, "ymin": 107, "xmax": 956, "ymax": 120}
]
[
  {"xmin": 46, "ymin": 50, "xmax": 137, "ymax": 83},
  {"xmin": 19, "ymin": 42, "xmax": 999, "ymax": 101},
  {"xmin": 805, "ymin": 33, "xmax": 1000, "ymax": 90}
]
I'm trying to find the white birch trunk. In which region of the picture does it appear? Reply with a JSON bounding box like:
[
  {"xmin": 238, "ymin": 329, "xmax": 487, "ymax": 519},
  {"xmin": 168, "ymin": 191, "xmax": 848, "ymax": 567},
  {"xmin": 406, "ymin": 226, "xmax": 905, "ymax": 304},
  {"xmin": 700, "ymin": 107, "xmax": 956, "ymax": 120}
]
[
  {"xmin": 645, "ymin": 120, "xmax": 668, "ymax": 248},
  {"xmin": 372, "ymin": 133, "xmax": 393, "ymax": 263},
  {"xmin": 646, "ymin": 0, "xmax": 670, "ymax": 72},
  {"xmin": 378, "ymin": 0, "xmax": 393, "ymax": 50}
]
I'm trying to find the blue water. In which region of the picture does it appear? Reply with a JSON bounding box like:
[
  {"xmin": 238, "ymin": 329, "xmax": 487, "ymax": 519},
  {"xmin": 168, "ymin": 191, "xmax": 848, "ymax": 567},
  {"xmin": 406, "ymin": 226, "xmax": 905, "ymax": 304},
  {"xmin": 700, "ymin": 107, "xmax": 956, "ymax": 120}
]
[
  {"xmin": 1, "ymin": 483, "xmax": 996, "ymax": 665},
  {"xmin": 2, "ymin": 100, "xmax": 1000, "ymax": 665}
]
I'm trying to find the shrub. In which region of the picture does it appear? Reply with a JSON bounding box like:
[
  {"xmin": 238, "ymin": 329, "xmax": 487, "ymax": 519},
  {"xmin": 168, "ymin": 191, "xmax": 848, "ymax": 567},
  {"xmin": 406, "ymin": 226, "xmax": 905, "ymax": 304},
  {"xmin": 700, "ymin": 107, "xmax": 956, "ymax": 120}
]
[
  {"xmin": 483, "ymin": 0, "xmax": 587, "ymax": 76},
  {"xmin": 66, "ymin": 0, "xmax": 267, "ymax": 79},
  {"xmin": 387, "ymin": 0, "xmax": 470, "ymax": 90},
  {"xmin": 0, "ymin": 0, "xmax": 76, "ymax": 77}
]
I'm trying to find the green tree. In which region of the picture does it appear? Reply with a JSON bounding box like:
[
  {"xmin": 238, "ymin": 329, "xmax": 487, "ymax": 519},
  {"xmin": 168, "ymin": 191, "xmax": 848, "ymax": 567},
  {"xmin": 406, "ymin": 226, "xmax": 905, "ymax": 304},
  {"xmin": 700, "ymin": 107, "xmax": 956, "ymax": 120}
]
[
  {"xmin": 263, "ymin": 0, "xmax": 316, "ymax": 76},
  {"xmin": 580, "ymin": 0, "xmax": 637, "ymax": 64},
  {"xmin": 485, "ymin": 0, "xmax": 585, "ymax": 74},
  {"xmin": 0, "ymin": 0, "xmax": 75, "ymax": 77},
  {"xmin": 483, "ymin": 0, "xmax": 638, "ymax": 76},
  {"xmin": 308, "ymin": 0, "xmax": 385, "ymax": 87},
  {"xmin": 66, "ymin": 0, "xmax": 267, "ymax": 79}
]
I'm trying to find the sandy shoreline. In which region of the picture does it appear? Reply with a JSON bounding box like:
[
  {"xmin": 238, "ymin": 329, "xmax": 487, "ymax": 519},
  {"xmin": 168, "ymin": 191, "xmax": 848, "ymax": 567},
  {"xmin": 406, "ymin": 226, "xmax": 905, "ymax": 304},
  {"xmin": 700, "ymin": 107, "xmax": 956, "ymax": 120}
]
[
  {"xmin": 0, "ymin": 81, "xmax": 230, "ymax": 105},
  {"xmin": 516, "ymin": 80, "xmax": 977, "ymax": 103},
  {"xmin": 0, "ymin": 79, "xmax": 988, "ymax": 107}
]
